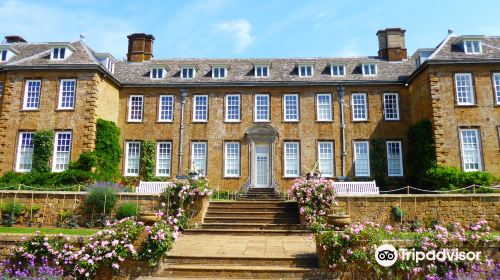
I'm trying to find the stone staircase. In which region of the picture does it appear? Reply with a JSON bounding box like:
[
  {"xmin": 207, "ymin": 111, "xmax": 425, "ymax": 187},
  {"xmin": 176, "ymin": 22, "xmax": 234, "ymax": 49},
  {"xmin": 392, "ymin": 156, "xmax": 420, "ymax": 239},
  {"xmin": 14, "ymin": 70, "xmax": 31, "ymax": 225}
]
[{"xmin": 139, "ymin": 189, "xmax": 320, "ymax": 279}]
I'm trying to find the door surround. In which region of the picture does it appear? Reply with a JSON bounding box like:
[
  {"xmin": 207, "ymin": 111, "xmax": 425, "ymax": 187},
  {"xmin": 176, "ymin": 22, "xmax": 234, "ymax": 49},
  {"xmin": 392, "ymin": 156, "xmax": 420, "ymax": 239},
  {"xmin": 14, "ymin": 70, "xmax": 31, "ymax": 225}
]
[{"xmin": 245, "ymin": 124, "xmax": 278, "ymax": 188}]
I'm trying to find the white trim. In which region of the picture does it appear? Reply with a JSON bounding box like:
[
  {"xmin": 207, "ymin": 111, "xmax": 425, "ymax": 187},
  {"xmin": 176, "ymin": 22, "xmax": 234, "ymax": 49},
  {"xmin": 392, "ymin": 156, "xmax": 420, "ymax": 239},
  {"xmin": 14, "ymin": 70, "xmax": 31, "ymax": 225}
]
[
  {"xmin": 192, "ymin": 95, "xmax": 209, "ymax": 122},
  {"xmin": 52, "ymin": 131, "xmax": 72, "ymax": 172},
  {"xmin": 254, "ymin": 65, "xmax": 270, "ymax": 77},
  {"xmin": 155, "ymin": 141, "xmax": 172, "ymax": 177},
  {"xmin": 459, "ymin": 128, "xmax": 483, "ymax": 172},
  {"xmin": 181, "ymin": 67, "xmax": 196, "ymax": 79},
  {"xmin": 212, "ymin": 67, "xmax": 227, "ymax": 79},
  {"xmin": 298, "ymin": 64, "xmax": 314, "ymax": 77},
  {"xmin": 283, "ymin": 141, "xmax": 300, "ymax": 177},
  {"xmin": 191, "ymin": 141, "xmax": 207, "ymax": 176},
  {"xmin": 224, "ymin": 141, "xmax": 240, "ymax": 177},
  {"xmin": 158, "ymin": 95, "xmax": 174, "ymax": 122},
  {"xmin": 351, "ymin": 93, "xmax": 367, "ymax": 121},
  {"xmin": 150, "ymin": 67, "xmax": 166, "ymax": 79},
  {"xmin": 254, "ymin": 94, "xmax": 270, "ymax": 122},
  {"xmin": 383, "ymin": 93, "xmax": 400, "ymax": 121},
  {"xmin": 57, "ymin": 79, "xmax": 76, "ymax": 110},
  {"xmin": 454, "ymin": 73, "xmax": 475, "ymax": 105},
  {"xmin": 386, "ymin": 141, "xmax": 403, "ymax": 177},
  {"xmin": 317, "ymin": 141, "xmax": 334, "ymax": 177},
  {"xmin": 283, "ymin": 94, "xmax": 299, "ymax": 122},
  {"xmin": 127, "ymin": 95, "xmax": 143, "ymax": 122},
  {"xmin": 463, "ymin": 40, "xmax": 482, "ymax": 54},
  {"xmin": 50, "ymin": 47, "xmax": 72, "ymax": 60},
  {"xmin": 330, "ymin": 64, "xmax": 346, "ymax": 76},
  {"xmin": 15, "ymin": 132, "xmax": 35, "ymax": 172},
  {"xmin": 362, "ymin": 63, "xmax": 377, "ymax": 76},
  {"xmin": 492, "ymin": 73, "xmax": 500, "ymax": 105},
  {"xmin": 124, "ymin": 141, "xmax": 141, "ymax": 176},
  {"xmin": 353, "ymin": 141, "xmax": 370, "ymax": 177},
  {"xmin": 22, "ymin": 80, "xmax": 41, "ymax": 110},
  {"xmin": 316, "ymin": 93, "xmax": 332, "ymax": 121},
  {"xmin": 225, "ymin": 94, "xmax": 241, "ymax": 122}
]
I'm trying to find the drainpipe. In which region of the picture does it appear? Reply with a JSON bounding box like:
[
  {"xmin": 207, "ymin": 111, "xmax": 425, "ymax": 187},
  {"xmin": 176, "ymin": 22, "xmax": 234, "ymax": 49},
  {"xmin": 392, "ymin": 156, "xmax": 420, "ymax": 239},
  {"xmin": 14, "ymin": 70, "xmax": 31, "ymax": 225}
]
[
  {"xmin": 177, "ymin": 88, "xmax": 189, "ymax": 178},
  {"xmin": 338, "ymin": 85, "xmax": 347, "ymax": 180}
]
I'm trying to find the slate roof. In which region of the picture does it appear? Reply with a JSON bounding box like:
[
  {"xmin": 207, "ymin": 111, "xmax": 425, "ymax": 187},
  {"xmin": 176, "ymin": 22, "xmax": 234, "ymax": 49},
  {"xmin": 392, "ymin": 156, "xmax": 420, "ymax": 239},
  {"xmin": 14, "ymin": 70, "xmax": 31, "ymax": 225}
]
[{"xmin": 429, "ymin": 35, "xmax": 500, "ymax": 61}]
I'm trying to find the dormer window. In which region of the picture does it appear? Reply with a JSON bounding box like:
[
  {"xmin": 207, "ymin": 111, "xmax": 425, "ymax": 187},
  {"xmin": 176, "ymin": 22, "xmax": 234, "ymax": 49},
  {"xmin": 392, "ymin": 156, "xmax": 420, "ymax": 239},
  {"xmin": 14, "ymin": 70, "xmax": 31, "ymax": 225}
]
[
  {"xmin": 1, "ymin": 50, "xmax": 7, "ymax": 62},
  {"xmin": 0, "ymin": 48, "xmax": 17, "ymax": 62},
  {"xmin": 96, "ymin": 53, "xmax": 117, "ymax": 74},
  {"xmin": 255, "ymin": 65, "xmax": 269, "ymax": 77},
  {"xmin": 212, "ymin": 67, "xmax": 227, "ymax": 79},
  {"xmin": 181, "ymin": 67, "xmax": 196, "ymax": 79},
  {"xmin": 464, "ymin": 40, "xmax": 482, "ymax": 54},
  {"xmin": 106, "ymin": 60, "xmax": 115, "ymax": 74},
  {"xmin": 51, "ymin": 47, "xmax": 68, "ymax": 60},
  {"xmin": 298, "ymin": 64, "xmax": 313, "ymax": 77},
  {"xmin": 362, "ymin": 63, "xmax": 377, "ymax": 76},
  {"xmin": 330, "ymin": 64, "xmax": 346, "ymax": 76},
  {"xmin": 151, "ymin": 67, "xmax": 166, "ymax": 79}
]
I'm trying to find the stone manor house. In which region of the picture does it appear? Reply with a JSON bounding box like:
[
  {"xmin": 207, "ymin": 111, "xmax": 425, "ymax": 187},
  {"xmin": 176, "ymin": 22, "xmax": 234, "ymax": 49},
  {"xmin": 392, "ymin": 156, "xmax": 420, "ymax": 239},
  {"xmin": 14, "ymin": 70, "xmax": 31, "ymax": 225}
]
[{"xmin": 0, "ymin": 28, "xmax": 498, "ymax": 190}]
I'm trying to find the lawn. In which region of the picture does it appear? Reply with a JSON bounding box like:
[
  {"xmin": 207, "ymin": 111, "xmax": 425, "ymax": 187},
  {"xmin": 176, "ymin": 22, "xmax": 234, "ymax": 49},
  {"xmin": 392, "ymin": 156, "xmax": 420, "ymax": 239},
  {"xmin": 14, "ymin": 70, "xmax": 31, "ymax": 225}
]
[{"xmin": 0, "ymin": 227, "xmax": 98, "ymax": 236}]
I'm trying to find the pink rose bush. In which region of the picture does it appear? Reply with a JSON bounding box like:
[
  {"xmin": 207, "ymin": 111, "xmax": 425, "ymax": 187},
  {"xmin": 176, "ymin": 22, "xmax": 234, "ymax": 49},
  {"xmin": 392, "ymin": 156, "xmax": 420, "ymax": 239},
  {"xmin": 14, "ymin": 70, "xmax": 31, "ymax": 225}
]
[
  {"xmin": 289, "ymin": 177, "xmax": 337, "ymax": 229},
  {"xmin": 315, "ymin": 220, "xmax": 499, "ymax": 279}
]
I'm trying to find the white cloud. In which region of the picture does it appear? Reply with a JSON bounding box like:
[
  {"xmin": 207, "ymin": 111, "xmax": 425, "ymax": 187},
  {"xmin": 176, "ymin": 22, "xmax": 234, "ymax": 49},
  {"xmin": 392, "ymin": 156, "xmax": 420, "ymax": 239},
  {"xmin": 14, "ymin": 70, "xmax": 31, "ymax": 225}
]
[{"xmin": 215, "ymin": 20, "xmax": 254, "ymax": 52}]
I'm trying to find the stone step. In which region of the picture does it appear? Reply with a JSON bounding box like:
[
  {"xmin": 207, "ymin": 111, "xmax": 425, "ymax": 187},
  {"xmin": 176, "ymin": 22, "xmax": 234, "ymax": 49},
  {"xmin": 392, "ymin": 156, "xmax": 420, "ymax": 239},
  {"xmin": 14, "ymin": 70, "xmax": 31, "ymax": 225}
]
[
  {"xmin": 207, "ymin": 206, "xmax": 298, "ymax": 213},
  {"xmin": 183, "ymin": 229, "xmax": 310, "ymax": 236},
  {"xmin": 155, "ymin": 264, "xmax": 319, "ymax": 278},
  {"xmin": 206, "ymin": 211, "xmax": 298, "ymax": 218},
  {"xmin": 139, "ymin": 277, "xmax": 312, "ymax": 280},
  {"xmin": 163, "ymin": 255, "xmax": 319, "ymax": 267},
  {"xmin": 237, "ymin": 197, "xmax": 283, "ymax": 201},
  {"xmin": 246, "ymin": 188, "xmax": 275, "ymax": 193},
  {"xmin": 204, "ymin": 217, "xmax": 299, "ymax": 224},
  {"xmin": 209, "ymin": 201, "xmax": 298, "ymax": 209},
  {"xmin": 201, "ymin": 223, "xmax": 302, "ymax": 230}
]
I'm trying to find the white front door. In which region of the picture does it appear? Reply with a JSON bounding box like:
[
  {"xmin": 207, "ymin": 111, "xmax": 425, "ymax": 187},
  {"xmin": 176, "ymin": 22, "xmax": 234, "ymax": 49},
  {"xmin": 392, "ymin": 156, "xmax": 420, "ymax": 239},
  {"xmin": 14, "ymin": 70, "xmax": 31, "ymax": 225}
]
[{"xmin": 254, "ymin": 143, "xmax": 270, "ymax": 188}]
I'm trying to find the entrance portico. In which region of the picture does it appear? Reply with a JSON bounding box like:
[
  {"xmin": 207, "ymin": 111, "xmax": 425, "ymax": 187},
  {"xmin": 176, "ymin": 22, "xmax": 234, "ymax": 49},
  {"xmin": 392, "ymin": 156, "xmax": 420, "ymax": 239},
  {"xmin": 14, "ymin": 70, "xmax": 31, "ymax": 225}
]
[{"xmin": 245, "ymin": 124, "xmax": 278, "ymax": 189}]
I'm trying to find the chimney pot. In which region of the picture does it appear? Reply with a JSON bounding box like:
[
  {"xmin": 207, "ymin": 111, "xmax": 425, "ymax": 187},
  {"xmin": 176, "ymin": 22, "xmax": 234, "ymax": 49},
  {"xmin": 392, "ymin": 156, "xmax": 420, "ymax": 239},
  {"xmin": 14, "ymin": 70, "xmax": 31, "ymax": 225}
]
[
  {"xmin": 5, "ymin": 35, "xmax": 27, "ymax": 44},
  {"xmin": 376, "ymin": 28, "xmax": 407, "ymax": 61},
  {"xmin": 127, "ymin": 33, "xmax": 155, "ymax": 62}
]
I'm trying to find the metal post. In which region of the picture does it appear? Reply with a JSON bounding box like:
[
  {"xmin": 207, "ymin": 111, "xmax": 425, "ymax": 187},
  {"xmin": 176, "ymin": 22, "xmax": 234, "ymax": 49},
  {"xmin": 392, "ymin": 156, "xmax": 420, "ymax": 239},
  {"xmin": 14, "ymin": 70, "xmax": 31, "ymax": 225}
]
[
  {"xmin": 177, "ymin": 88, "xmax": 189, "ymax": 178},
  {"xmin": 338, "ymin": 85, "xmax": 346, "ymax": 178}
]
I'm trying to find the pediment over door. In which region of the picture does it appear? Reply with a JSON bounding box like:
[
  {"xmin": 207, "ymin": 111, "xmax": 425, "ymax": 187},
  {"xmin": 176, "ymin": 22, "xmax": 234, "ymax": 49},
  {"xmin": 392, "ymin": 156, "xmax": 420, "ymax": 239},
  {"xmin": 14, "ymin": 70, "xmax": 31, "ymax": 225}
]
[{"xmin": 245, "ymin": 124, "xmax": 278, "ymax": 142}]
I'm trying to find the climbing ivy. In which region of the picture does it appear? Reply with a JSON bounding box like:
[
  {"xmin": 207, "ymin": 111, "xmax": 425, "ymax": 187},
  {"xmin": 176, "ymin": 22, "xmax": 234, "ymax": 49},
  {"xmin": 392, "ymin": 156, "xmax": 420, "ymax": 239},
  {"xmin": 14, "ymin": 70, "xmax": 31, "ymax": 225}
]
[
  {"xmin": 31, "ymin": 130, "xmax": 54, "ymax": 173},
  {"xmin": 407, "ymin": 119, "xmax": 436, "ymax": 188},
  {"xmin": 93, "ymin": 119, "xmax": 122, "ymax": 181},
  {"xmin": 140, "ymin": 140, "xmax": 155, "ymax": 181},
  {"xmin": 370, "ymin": 138, "xmax": 386, "ymax": 189}
]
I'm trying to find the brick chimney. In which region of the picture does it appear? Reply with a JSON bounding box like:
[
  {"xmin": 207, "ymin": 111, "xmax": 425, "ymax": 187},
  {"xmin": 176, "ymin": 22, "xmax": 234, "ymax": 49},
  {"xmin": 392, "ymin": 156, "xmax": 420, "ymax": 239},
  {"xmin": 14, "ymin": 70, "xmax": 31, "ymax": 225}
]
[
  {"xmin": 126, "ymin": 33, "xmax": 155, "ymax": 62},
  {"xmin": 376, "ymin": 28, "xmax": 407, "ymax": 61},
  {"xmin": 5, "ymin": 35, "xmax": 27, "ymax": 43}
]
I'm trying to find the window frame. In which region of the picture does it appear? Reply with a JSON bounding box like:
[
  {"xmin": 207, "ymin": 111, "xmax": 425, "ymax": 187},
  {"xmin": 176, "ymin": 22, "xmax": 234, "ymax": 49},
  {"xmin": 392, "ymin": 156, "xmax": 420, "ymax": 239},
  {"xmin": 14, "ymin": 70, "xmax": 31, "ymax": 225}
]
[
  {"xmin": 124, "ymin": 141, "xmax": 141, "ymax": 176},
  {"xmin": 283, "ymin": 141, "xmax": 300, "ymax": 178},
  {"xmin": 459, "ymin": 128, "xmax": 483, "ymax": 172},
  {"xmin": 362, "ymin": 63, "xmax": 377, "ymax": 76},
  {"xmin": 454, "ymin": 73, "xmax": 475, "ymax": 106},
  {"xmin": 212, "ymin": 67, "xmax": 227, "ymax": 79},
  {"xmin": 51, "ymin": 47, "xmax": 68, "ymax": 60},
  {"xmin": 22, "ymin": 80, "xmax": 42, "ymax": 110},
  {"xmin": 15, "ymin": 131, "xmax": 35, "ymax": 172},
  {"xmin": 156, "ymin": 141, "xmax": 172, "ymax": 177},
  {"xmin": 1, "ymin": 49, "xmax": 9, "ymax": 62},
  {"xmin": 351, "ymin": 93, "xmax": 368, "ymax": 121},
  {"xmin": 52, "ymin": 131, "xmax": 72, "ymax": 172},
  {"xmin": 192, "ymin": 95, "xmax": 209, "ymax": 122},
  {"xmin": 224, "ymin": 141, "xmax": 240, "ymax": 178},
  {"xmin": 181, "ymin": 67, "xmax": 196, "ymax": 79},
  {"xmin": 298, "ymin": 64, "xmax": 314, "ymax": 77},
  {"xmin": 254, "ymin": 94, "xmax": 270, "ymax": 122},
  {"xmin": 57, "ymin": 79, "xmax": 77, "ymax": 110},
  {"xmin": 127, "ymin": 95, "xmax": 144, "ymax": 122},
  {"xmin": 492, "ymin": 73, "xmax": 500, "ymax": 105},
  {"xmin": 463, "ymin": 40, "xmax": 482, "ymax": 54},
  {"xmin": 317, "ymin": 141, "xmax": 334, "ymax": 178},
  {"xmin": 255, "ymin": 65, "xmax": 270, "ymax": 77},
  {"xmin": 316, "ymin": 93, "xmax": 333, "ymax": 121},
  {"xmin": 158, "ymin": 95, "xmax": 174, "ymax": 122},
  {"xmin": 150, "ymin": 67, "xmax": 166, "ymax": 79},
  {"xmin": 383, "ymin": 93, "xmax": 400, "ymax": 121},
  {"xmin": 353, "ymin": 141, "xmax": 370, "ymax": 177},
  {"xmin": 386, "ymin": 141, "xmax": 403, "ymax": 177},
  {"xmin": 283, "ymin": 94, "xmax": 299, "ymax": 122},
  {"xmin": 191, "ymin": 141, "xmax": 207, "ymax": 176},
  {"xmin": 330, "ymin": 64, "xmax": 346, "ymax": 76},
  {"xmin": 225, "ymin": 94, "xmax": 241, "ymax": 122}
]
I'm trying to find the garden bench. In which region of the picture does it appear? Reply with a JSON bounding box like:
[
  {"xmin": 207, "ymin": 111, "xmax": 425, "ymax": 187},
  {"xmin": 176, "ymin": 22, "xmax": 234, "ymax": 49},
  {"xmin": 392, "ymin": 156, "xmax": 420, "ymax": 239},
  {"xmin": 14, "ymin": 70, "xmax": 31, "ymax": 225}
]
[
  {"xmin": 333, "ymin": 181, "xmax": 379, "ymax": 195},
  {"xmin": 136, "ymin": 181, "xmax": 175, "ymax": 193}
]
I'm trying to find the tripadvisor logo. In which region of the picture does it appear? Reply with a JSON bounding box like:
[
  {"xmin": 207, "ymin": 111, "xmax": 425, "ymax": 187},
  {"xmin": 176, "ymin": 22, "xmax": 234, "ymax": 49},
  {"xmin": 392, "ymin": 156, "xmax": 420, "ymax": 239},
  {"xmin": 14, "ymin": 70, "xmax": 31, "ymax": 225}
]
[{"xmin": 375, "ymin": 244, "xmax": 482, "ymax": 267}]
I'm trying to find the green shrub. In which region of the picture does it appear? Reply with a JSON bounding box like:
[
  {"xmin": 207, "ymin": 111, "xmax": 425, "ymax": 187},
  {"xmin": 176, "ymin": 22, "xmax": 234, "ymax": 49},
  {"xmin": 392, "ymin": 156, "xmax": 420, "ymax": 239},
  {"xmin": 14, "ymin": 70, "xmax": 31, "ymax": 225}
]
[
  {"xmin": 140, "ymin": 140, "xmax": 155, "ymax": 181},
  {"xmin": 407, "ymin": 119, "xmax": 436, "ymax": 187},
  {"xmin": 370, "ymin": 138, "xmax": 386, "ymax": 189},
  {"xmin": 32, "ymin": 130, "xmax": 54, "ymax": 173},
  {"xmin": 116, "ymin": 203, "xmax": 139, "ymax": 220},
  {"xmin": 85, "ymin": 187, "xmax": 117, "ymax": 214},
  {"xmin": 425, "ymin": 165, "xmax": 496, "ymax": 191},
  {"xmin": 2, "ymin": 201, "xmax": 23, "ymax": 216},
  {"xmin": 94, "ymin": 119, "xmax": 122, "ymax": 181},
  {"xmin": 50, "ymin": 169, "xmax": 95, "ymax": 186},
  {"xmin": 71, "ymin": 151, "xmax": 98, "ymax": 172}
]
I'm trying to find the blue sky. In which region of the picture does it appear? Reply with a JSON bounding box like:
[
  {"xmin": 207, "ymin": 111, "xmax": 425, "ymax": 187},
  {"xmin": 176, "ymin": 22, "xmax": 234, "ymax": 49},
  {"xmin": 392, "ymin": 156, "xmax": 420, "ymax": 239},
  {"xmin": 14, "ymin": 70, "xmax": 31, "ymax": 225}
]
[{"xmin": 1, "ymin": 0, "xmax": 500, "ymax": 60}]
